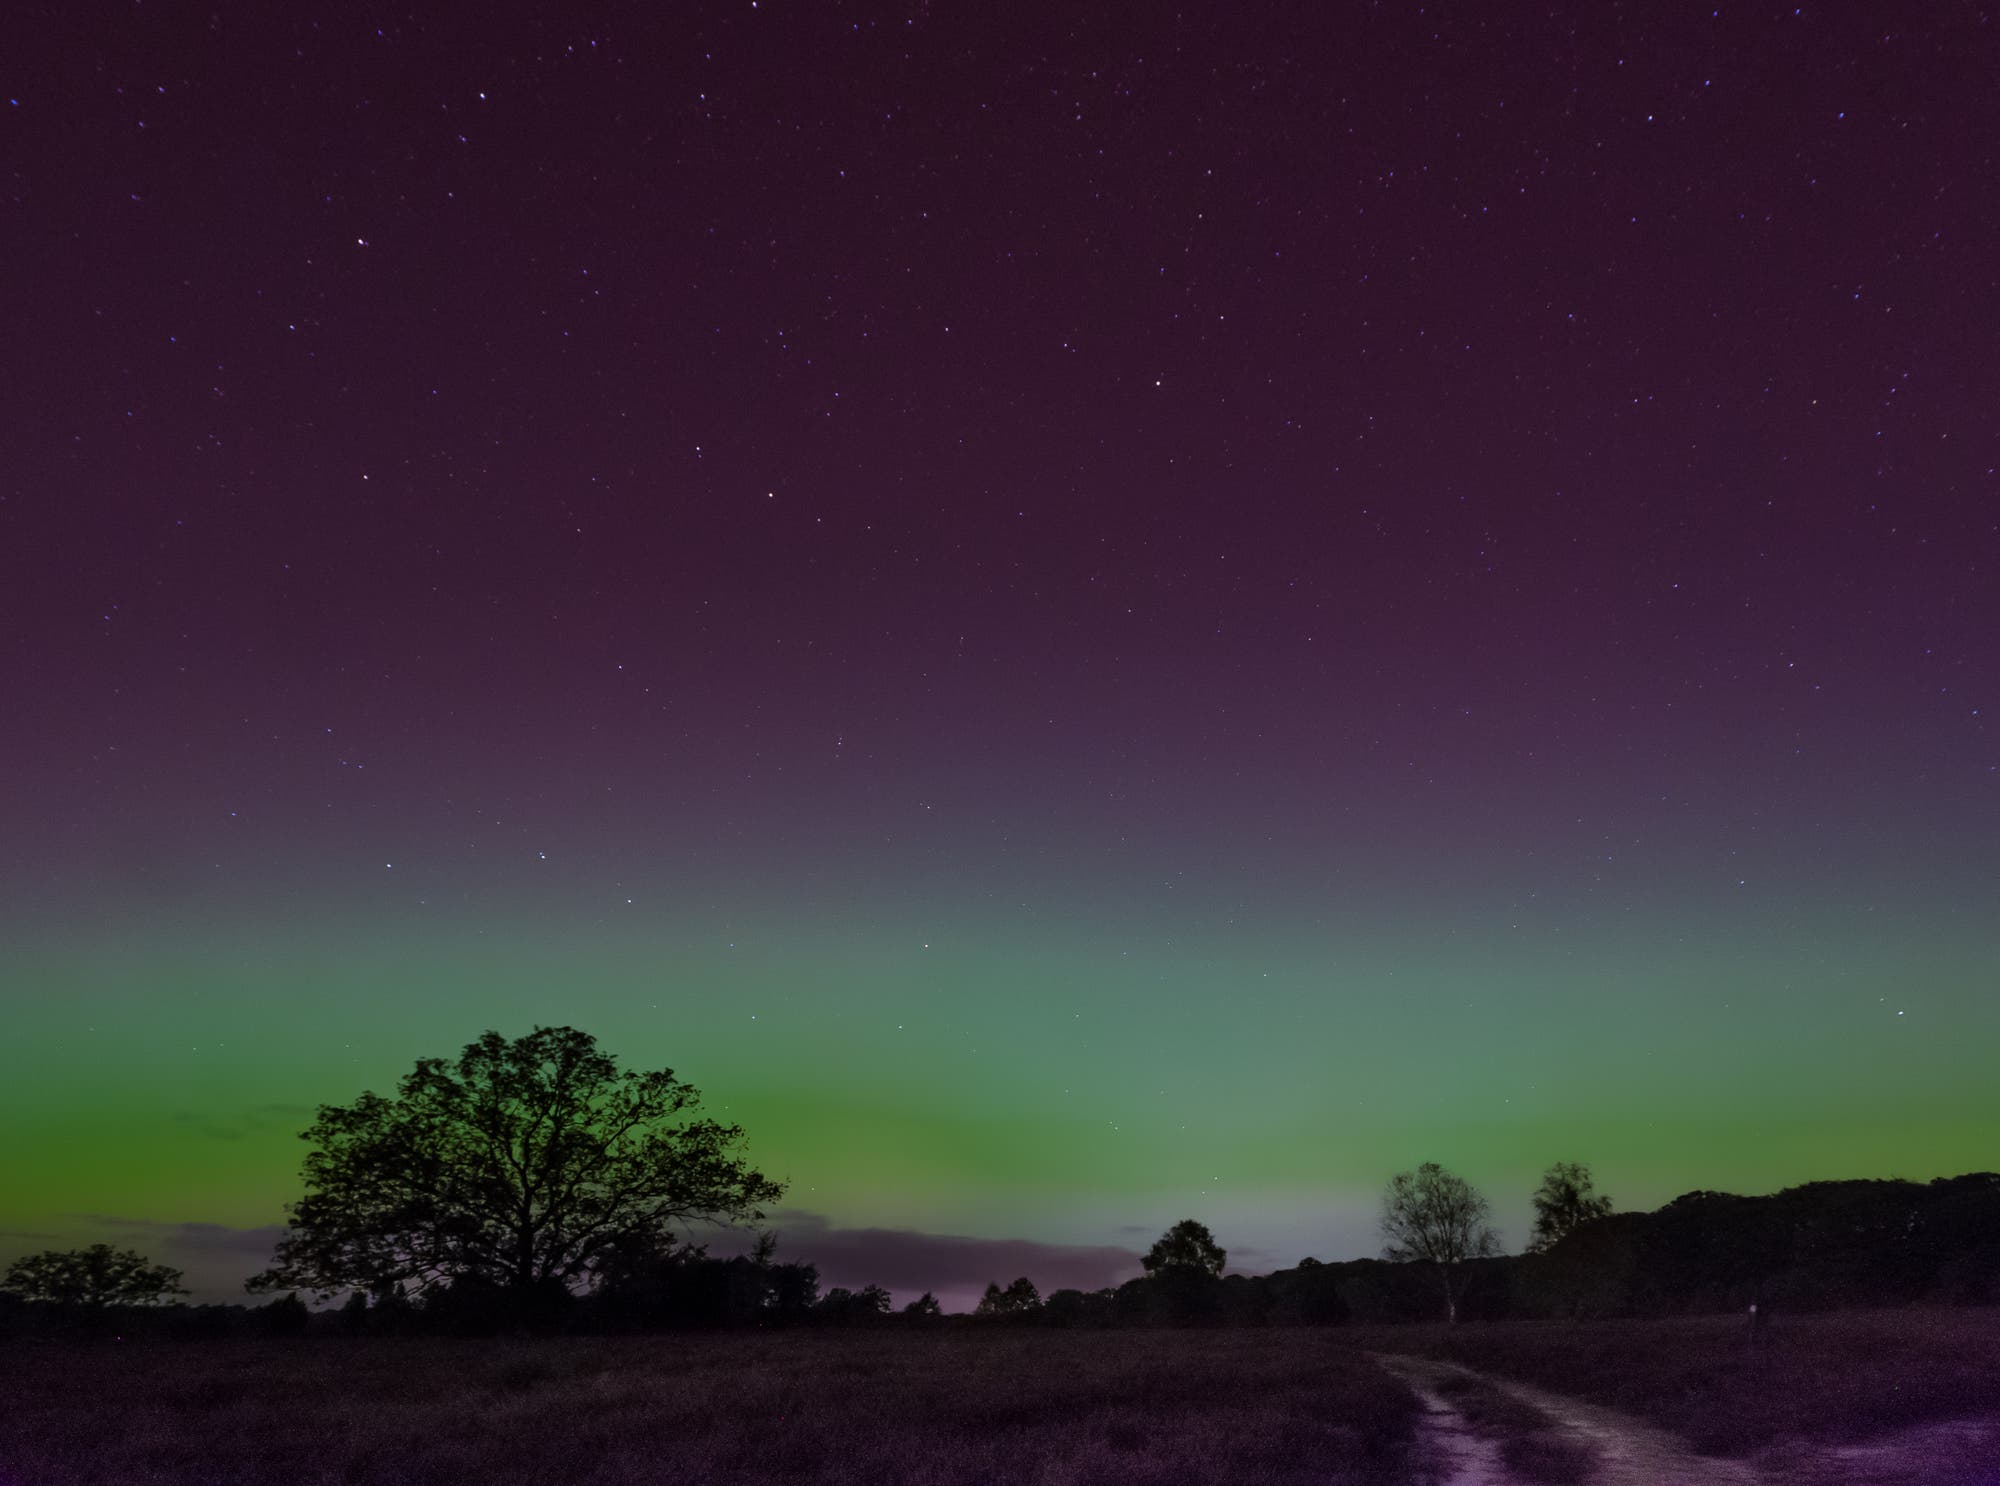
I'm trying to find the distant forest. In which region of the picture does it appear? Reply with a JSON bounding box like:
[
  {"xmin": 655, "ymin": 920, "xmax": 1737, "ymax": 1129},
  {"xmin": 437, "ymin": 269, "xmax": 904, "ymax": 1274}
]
[{"xmin": 5, "ymin": 1172, "xmax": 1997, "ymax": 1340}]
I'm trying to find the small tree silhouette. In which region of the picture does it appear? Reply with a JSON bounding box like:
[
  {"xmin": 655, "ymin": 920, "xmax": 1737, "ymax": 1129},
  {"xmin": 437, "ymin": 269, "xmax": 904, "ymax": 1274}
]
[
  {"xmin": 1380, "ymin": 1162, "xmax": 1500, "ymax": 1323},
  {"xmin": 258, "ymin": 1291, "xmax": 312, "ymax": 1335},
  {"xmin": 767, "ymin": 1259, "xmax": 821, "ymax": 1321},
  {"xmin": 902, "ymin": 1291, "xmax": 943, "ymax": 1317},
  {"xmin": 1142, "ymin": 1219, "xmax": 1227, "ymax": 1277},
  {"xmin": 975, "ymin": 1276, "xmax": 1041, "ymax": 1316},
  {"xmin": 1, "ymin": 1244, "xmax": 186, "ymax": 1308},
  {"xmin": 818, "ymin": 1283, "xmax": 892, "ymax": 1321},
  {"xmin": 1528, "ymin": 1161, "xmax": 1615, "ymax": 1253},
  {"xmin": 336, "ymin": 1290, "xmax": 371, "ymax": 1332}
]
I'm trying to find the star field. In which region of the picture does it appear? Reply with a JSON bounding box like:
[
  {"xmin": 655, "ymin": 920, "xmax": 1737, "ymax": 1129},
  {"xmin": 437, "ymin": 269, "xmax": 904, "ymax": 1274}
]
[{"xmin": 2, "ymin": 3, "xmax": 1995, "ymax": 1302}]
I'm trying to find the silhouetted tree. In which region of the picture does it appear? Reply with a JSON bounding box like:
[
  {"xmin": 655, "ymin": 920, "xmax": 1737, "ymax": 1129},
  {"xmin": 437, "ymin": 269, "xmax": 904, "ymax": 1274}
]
[
  {"xmin": 1, "ymin": 1244, "xmax": 186, "ymax": 1308},
  {"xmin": 258, "ymin": 1292, "xmax": 312, "ymax": 1335},
  {"xmin": 1142, "ymin": 1218, "xmax": 1227, "ymax": 1277},
  {"xmin": 368, "ymin": 1280, "xmax": 417, "ymax": 1333},
  {"xmin": 817, "ymin": 1283, "xmax": 892, "ymax": 1322},
  {"xmin": 1927, "ymin": 1174, "xmax": 2000, "ymax": 1304},
  {"xmin": 1528, "ymin": 1161, "xmax": 1614, "ymax": 1253},
  {"xmin": 247, "ymin": 1026, "xmax": 784, "ymax": 1303},
  {"xmin": 588, "ymin": 1233, "xmax": 815, "ymax": 1331},
  {"xmin": 1110, "ymin": 1275, "xmax": 1155, "ymax": 1323},
  {"xmin": 1266, "ymin": 1260, "xmax": 1349, "ymax": 1326},
  {"xmin": 902, "ymin": 1291, "xmax": 943, "ymax": 1317},
  {"xmin": 1499, "ymin": 1173, "xmax": 2000, "ymax": 1318},
  {"xmin": 336, "ymin": 1290, "xmax": 371, "ymax": 1332},
  {"xmin": 766, "ymin": 1259, "xmax": 821, "ymax": 1322},
  {"xmin": 1522, "ymin": 1210, "xmax": 1644, "ymax": 1318},
  {"xmin": 1637, "ymin": 1190, "xmax": 1780, "ymax": 1312},
  {"xmin": 426, "ymin": 1271, "xmax": 574, "ymax": 1333},
  {"xmin": 1041, "ymin": 1287, "xmax": 1094, "ymax": 1326},
  {"xmin": 1215, "ymin": 1272, "xmax": 1270, "ymax": 1326},
  {"xmin": 975, "ymin": 1276, "xmax": 1041, "ymax": 1316},
  {"xmin": 1380, "ymin": 1162, "xmax": 1500, "ymax": 1323}
]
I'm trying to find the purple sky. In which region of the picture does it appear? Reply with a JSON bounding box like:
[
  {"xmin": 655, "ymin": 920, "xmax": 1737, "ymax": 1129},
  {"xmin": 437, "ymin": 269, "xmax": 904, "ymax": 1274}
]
[{"xmin": 4, "ymin": 3, "xmax": 1995, "ymax": 1307}]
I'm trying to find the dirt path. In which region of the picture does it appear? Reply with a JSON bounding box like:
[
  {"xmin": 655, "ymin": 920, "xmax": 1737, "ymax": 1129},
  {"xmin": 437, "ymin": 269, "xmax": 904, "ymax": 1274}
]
[
  {"xmin": 1372, "ymin": 1353, "xmax": 1765, "ymax": 1486},
  {"xmin": 1370, "ymin": 1354, "xmax": 1516, "ymax": 1486}
]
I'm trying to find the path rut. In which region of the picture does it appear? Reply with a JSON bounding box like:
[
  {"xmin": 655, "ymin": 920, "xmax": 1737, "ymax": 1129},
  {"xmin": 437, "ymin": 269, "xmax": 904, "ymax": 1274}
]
[
  {"xmin": 1373, "ymin": 1352, "xmax": 1765, "ymax": 1486},
  {"xmin": 1370, "ymin": 1354, "xmax": 1516, "ymax": 1486}
]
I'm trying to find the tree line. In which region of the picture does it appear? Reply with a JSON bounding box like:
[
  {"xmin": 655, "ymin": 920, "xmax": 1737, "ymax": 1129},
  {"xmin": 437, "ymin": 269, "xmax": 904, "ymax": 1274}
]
[{"xmin": 6, "ymin": 1027, "xmax": 1996, "ymax": 1336}]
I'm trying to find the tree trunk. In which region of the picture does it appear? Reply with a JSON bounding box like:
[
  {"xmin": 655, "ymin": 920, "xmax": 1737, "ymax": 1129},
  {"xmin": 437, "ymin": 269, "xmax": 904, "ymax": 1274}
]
[{"xmin": 516, "ymin": 1219, "xmax": 537, "ymax": 1290}]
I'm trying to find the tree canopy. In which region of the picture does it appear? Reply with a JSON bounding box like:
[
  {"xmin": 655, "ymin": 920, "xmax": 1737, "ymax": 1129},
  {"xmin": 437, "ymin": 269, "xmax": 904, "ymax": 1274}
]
[
  {"xmin": 248, "ymin": 1025, "xmax": 784, "ymax": 1300},
  {"xmin": 818, "ymin": 1283, "xmax": 892, "ymax": 1321},
  {"xmin": 2, "ymin": 1244, "xmax": 186, "ymax": 1307},
  {"xmin": 1380, "ymin": 1162, "xmax": 1500, "ymax": 1323},
  {"xmin": 975, "ymin": 1276, "xmax": 1042, "ymax": 1316},
  {"xmin": 1141, "ymin": 1218, "xmax": 1227, "ymax": 1277},
  {"xmin": 1528, "ymin": 1160, "xmax": 1615, "ymax": 1253}
]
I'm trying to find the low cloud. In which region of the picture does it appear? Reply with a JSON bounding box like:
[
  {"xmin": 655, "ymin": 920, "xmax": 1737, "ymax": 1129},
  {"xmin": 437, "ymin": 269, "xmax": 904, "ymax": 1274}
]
[
  {"xmin": 44, "ymin": 1216, "xmax": 289, "ymax": 1302},
  {"xmin": 699, "ymin": 1210, "xmax": 1146, "ymax": 1312},
  {"xmin": 0, "ymin": 1227, "xmax": 64, "ymax": 1245},
  {"xmin": 71, "ymin": 1216, "xmax": 288, "ymax": 1258},
  {"xmin": 1221, "ymin": 1241, "xmax": 1281, "ymax": 1270}
]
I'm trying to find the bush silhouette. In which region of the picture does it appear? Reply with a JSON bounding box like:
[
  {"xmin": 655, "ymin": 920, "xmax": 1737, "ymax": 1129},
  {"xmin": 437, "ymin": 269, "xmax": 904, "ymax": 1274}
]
[
  {"xmin": 2, "ymin": 1244, "xmax": 186, "ymax": 1308},
  {"xmin": 975, "ymin": 1276, "xmax": 1041, "ymax": 1317}
]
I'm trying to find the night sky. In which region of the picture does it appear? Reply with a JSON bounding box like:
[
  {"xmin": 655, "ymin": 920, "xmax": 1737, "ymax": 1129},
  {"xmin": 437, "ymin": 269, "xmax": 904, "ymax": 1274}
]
[{"xmin": 5, "ymin": 4, "xmax": 1996, "ymax": 1310}]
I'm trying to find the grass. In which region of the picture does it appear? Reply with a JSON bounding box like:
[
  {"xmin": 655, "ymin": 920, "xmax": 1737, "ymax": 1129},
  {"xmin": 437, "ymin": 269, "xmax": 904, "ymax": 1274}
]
[
  {"xmin": 0, "ymin": 1329, "xmax": 1419, "ymax": 1485},
  {"xmin": 1361, "ymin": 1306, "xmax": 2000, "ymax": 1458},
  {"xmin": 12, "ymin": 1307, "xmax": 1992, "ymax": 1482}
]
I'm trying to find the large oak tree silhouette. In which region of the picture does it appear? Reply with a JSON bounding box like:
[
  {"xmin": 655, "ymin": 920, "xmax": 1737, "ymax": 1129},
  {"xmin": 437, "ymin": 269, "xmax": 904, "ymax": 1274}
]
[{"xmin": 249, "ymin": 1026, "xmax": 783, "ymax": 1301}]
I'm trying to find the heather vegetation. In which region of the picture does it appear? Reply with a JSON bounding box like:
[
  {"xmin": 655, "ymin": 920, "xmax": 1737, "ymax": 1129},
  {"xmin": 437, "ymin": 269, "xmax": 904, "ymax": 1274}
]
[
  {"xmin": 1366, "ymin": 1307, "xmax": 2000, "ymax": 1462},
  {"xmin": 0, "ymin": 1330, "xmax": 1420, "ymax": 1486}
]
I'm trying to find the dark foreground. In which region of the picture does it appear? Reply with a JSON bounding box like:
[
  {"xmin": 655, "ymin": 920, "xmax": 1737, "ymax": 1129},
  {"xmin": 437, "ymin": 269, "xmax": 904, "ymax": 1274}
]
[
  {"xmin": 6, "ymin": 1310, "xmax": 2000, "ymax": 1484},
  {"xmin": 0, "ymin": 1329, "xmax": 1417, "ymax": 1486},
  {"xmin": 1363, "ymin": 1306, "xmax": 2000, "ymax": 1461}
]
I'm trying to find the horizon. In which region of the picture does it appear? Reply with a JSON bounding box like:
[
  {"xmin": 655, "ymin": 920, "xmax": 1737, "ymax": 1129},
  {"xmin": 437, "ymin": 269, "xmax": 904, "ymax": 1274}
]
[
  {"xmin": 5, "ymin": 2, "xmax": 1994, "ymax": 1316},
  {"xmin": 10, "ymin": 1146, "xmax": 1992, "ymax": 1313}
]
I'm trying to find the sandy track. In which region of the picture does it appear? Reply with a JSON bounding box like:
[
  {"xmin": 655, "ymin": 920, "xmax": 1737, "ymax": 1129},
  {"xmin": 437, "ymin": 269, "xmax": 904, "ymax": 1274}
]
[
  {"xmin": 1370, "ymin": 1354, "xmax": 1517, "ymax": 1486},
  {"xmin": 1372, "ymin": 1352, "xmax": 1764, "ymax": 1486}
]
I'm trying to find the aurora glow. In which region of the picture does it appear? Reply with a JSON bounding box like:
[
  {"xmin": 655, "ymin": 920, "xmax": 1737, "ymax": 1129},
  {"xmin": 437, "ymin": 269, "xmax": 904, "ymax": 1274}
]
[{"xmin": 4, "ymin": 4, "xmax": 1994, "ymax": 1309}]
